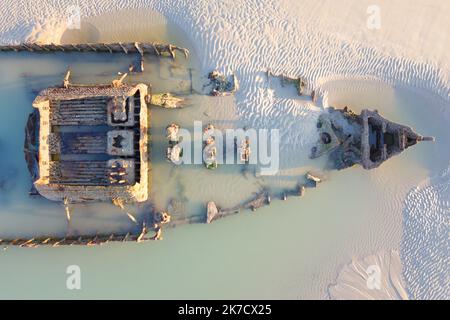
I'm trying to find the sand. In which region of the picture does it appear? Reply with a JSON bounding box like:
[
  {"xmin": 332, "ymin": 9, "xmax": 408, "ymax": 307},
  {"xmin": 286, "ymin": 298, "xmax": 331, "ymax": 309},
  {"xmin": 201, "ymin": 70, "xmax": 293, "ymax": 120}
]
[
  {"xmin": 0, "ymin": 0, "xmax": 448, "ymax": 299},
  {"xmin": 328, "ymin": 250, "xmax": 409, "ymax": 300}
]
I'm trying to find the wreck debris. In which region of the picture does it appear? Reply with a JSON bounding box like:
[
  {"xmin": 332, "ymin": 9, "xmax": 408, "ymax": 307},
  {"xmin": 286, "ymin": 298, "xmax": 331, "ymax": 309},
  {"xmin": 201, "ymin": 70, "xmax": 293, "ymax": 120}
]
[
  {"xmin": 136, "ymin": 224, "xmax": 149, "ymax": 243},
  {"xmin": 0, "ymin": 186, "xmax": 302, "ymax": 247},
  {"xmin": 146, "ymin": 211, "xmax": 171, "ymax": 241},
  {"xmin": 63, "ymin": 197, "xmax": 72, "ymax": 222},
  {"xmin": 310, "ymin": 113, "xmax": 341, "ymax": 159},
  {"xmin": 245, "ymin": 192, "xmax": 270, "ymax": 211},
  {"xmin": 0, "ymin": 211, "xmax": 180, "ymax": 247},
  {"xmin": 310, "ymin": 107, "xmax": 435, "ymax": 170},
  {"xmin": 306, "ymin": 172, "xmax": 322, "ymax": 183},
  {"xmin": 166, "ymin": 123, "xmax": 180, "ymax": 142},
  {"xmin": 206, "ymin": 201, "xmax": 219, "ymax": 223},
  {"xmin": 238, "ymin": 137, "xmax": 251, "ymax": 164},
  {"xmin": 151, "ymin": 224, "xmax": 163, "ymax": 240},
  {"xmin": 63, "ymin": 69, "xmax": 71, "ymax": 88},
  {"xmin": 154, "ymin": 211, "xmax": 171, "ymax": 224},
  {"xmin": 298, "ymin": 185, "xmax": 306, "ymax": 197},
  {"xmin": 0, "ymin": 42, "xmax": 189, "ymax": 60},
  {"xmin": 267, "ymin": 69, "xmax": 308, "ymax": 96},
  {"xmin": 128, "ymin": 56, "xmax": 145, "ymax": 73},
  {"xmin": 203, "ymin": 202, "xmax": 241, "ymax": 224},
  {"xmin": 27, "ymin": 81, "xmax": 150, "ymax": 203},
  {"xmin": 112, "ymin": 73, "xmax": 128, "ymax": 87},
  {"xmin": 204, "ymin": 123, "xmax": 215, "ymax": 134},
  {"xmin": 204, "ymin": 141, "xmax": 218, "ymax": 169},
  {"xmin": 148, "ymin": 93, "xmax": 185, "ymax": 109},
  {"xmin": 204, "ymin": 70, "xmax": 239, "ymax": 96},
  {"xmin": 306, "ymin": 172, "xmax": 325, "ymax": 188},
  {"xmin": 112, "ymin": 198, "xmax": 138, "ymax": 224},
  {"xmin": 203, "ymin": 124, "xmax": 218, "ymax": 169},
  {"xmin": 166, "ymin": 123, "xmax": 183, "ymax": 164},
  {"xmin": 167, "ymin": 144, "xmax": 183, "ymax": 164},
  {"xmin": 23, "ymin": 110, "xmax": 39, "ymax": 189},
  {"xmin": 0, "ymin": 229, "xmax": 157, "ymax": 248}
]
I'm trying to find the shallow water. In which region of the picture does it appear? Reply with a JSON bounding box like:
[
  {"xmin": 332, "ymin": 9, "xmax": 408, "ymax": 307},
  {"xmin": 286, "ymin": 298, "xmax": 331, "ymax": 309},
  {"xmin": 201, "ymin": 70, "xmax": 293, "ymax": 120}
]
[{"xmin": 0, "ymin": 9, "xmax": 449, "ymax": 299}]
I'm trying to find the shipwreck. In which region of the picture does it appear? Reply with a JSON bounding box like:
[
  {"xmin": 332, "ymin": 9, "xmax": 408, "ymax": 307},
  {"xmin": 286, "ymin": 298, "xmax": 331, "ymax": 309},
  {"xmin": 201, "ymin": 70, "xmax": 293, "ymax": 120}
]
[
  {"xmin": 0, "ymin": 41, "xmax": 436, "ymax": 247},
  {"xmin": 25, "ymin": 79, "xmax": 150, "ymax": 203},
  {"xmin": 19, "ymin": 42, "xmax": 191, "ymax": 203}
]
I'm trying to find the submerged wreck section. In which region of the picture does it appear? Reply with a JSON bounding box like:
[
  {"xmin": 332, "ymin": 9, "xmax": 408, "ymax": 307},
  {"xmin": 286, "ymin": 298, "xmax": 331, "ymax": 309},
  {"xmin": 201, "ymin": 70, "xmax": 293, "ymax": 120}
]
[
  {"xmin": 26, "ymin": 83, "xmax": 150, "ymax": 203},
  {"xmin": 360, "ymin": 110, "xmax": 434, "ymax": 169},
  {"xmin": 311, "ymin": 107, "xmax": 434, "ymax": 170}
]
